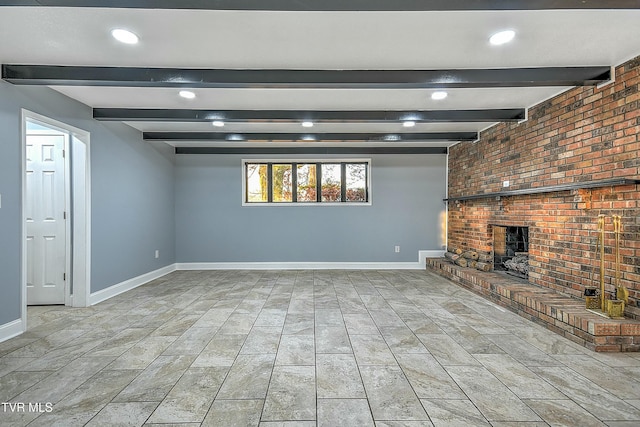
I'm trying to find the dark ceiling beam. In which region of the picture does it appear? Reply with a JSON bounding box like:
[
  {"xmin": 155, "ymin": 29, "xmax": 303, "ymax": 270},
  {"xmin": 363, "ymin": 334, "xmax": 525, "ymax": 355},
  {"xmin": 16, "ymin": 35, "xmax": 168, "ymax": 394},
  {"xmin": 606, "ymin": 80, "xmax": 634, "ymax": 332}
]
[
  {"xmin": 94, "ymin": 108, "xmax": 525, "ymax": 123},
  {"xmin": 176, "ymin": 147, "xmax": 449, "ymax": 155},
  {"xmin": 1, "ymin": 0, "xmax": 638, "ymax": 11},
  {"xmin": 2, "ymin": 65, "xmax": 611, "ymax": 89},
  {"xmin": 143, "ymin": 132, "xmax": 477, "ymax": 142}
]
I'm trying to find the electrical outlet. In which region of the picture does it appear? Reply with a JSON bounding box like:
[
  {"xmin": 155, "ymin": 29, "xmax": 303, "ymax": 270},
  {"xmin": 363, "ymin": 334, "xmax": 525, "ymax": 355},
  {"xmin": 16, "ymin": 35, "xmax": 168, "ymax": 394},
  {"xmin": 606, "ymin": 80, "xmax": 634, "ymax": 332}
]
[
  {"xmin": 155, "ymin": 250, "xmax": 160, "ymax": 259},
  {"xmin": 503, "ymin": 180, "xmax": 510, "ymax": 188},
  {"xmin": 395, "ymin": 246, "xmax": 400, "ymax": 253}
]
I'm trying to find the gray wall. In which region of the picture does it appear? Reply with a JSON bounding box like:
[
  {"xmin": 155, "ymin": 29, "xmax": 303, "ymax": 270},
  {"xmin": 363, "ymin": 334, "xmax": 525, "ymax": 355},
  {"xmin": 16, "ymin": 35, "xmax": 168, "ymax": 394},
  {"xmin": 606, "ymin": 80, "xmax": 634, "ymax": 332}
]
[
  {"xmin": 176, "ymin": 154, "xmax": 446, "ymax": 263},
  {"xmin": 0, "ymin": 81, "xmax": 176, "ymax": 327},
  {"xmin": 90, "ymin": 120, "xmax": 176, "ymax": 291},
  {"xmin": 0, "ymin": 82, "xmax": 23, "ymax": 324}
]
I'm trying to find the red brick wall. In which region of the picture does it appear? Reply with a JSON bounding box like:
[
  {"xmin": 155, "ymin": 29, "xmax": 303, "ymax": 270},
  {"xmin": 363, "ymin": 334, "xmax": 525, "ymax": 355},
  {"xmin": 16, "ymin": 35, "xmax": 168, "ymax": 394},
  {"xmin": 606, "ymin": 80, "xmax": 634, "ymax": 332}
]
[{"xmin": 447, "ymin": 56, "xmax": 640, "ymax": 316}]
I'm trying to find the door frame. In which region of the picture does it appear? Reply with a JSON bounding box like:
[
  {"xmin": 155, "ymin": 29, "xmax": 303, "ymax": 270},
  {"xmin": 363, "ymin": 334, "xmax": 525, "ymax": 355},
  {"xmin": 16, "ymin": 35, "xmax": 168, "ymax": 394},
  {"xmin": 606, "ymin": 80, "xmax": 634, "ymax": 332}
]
[{"xmin": 21, "ymin": 110, "xmax": 91, "ymax": 329}]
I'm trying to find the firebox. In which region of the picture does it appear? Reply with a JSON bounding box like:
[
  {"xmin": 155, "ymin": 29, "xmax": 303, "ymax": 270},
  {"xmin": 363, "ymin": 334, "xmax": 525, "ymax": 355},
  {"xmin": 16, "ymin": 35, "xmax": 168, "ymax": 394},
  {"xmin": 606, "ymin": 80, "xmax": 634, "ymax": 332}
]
[{"xmin": 493, "ymin": 226, "xmax": 529, "ymax": 279}]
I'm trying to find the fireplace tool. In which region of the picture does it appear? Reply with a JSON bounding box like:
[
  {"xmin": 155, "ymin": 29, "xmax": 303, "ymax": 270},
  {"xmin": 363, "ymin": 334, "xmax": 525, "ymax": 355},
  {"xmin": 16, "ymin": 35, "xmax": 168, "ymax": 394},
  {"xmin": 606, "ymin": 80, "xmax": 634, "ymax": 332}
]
[
  {"xmin": 586, "ymin": 214, "xmax": 625, "ymax": 318},
  {"xmin": 598, "ymin": 214, "xmax": 606, "ymax": 312},
  {"xmin": 585, "ymin": 215, "xmax": 610, "ymax": 313},
  {"xmin": 613, "ymin": 215, "xmax": 629, "ymax": 304},
  {"xmin": 585, "ymin": 215, "xmax": 605, "ymax": 311}
]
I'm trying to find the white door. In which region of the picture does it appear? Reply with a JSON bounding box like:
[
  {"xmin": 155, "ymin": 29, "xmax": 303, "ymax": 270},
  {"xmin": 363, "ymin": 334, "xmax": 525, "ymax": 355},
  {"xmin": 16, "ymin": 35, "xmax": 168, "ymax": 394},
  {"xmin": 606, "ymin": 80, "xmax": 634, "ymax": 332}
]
[{"xmin": 26, "ymin": 133, "xmax": 67, "ymax": 305}]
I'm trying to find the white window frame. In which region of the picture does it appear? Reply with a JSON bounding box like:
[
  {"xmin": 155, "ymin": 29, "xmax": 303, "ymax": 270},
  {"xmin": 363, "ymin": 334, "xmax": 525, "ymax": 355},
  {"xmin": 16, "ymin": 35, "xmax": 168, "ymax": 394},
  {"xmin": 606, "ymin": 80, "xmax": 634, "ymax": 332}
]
[{"xmin": 241, "ymin": 158, "xmax": 372, "ymax": 206}]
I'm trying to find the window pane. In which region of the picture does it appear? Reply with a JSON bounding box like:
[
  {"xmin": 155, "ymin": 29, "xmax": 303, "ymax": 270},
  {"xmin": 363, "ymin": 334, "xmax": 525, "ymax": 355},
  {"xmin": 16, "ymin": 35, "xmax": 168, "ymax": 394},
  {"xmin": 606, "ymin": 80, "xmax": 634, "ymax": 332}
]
[
  {"xmin": 346, "ymin": 163, "xmax": 367, "ymax": 202},
  {"xmin": 296, "ymin": 164, "xmax": 317, "ymax": 202},
  {"xmin": 246, "ymin": 163, "xmax": 268, "ymax": 202},
  {"xmin": 272, "ymin": 164, "xmax": 293, "ymax": 202},
  {"xmin": 321, "ymin": 163, "xmax": 341, "ymax": 202}
]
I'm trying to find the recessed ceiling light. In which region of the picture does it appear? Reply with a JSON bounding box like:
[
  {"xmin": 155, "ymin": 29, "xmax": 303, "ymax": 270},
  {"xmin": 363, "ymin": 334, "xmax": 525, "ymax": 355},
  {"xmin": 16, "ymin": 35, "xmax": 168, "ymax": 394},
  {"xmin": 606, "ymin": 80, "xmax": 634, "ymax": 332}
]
[
  {"xmin": 384, "ymin": 135, "xmax": 401, "ymax": 141},
  {"xmin": 431, "ymin": 91, "xmax": 448, "ymax": 100},
  {"xmin": 302, "ymin": 121, "xmax": 314, "ymax": 128},
  {"xmin": 227, "ymin": 134, "xmax": 244, "ymax": 141},
  {"xmin": 302, "ymin": 135, "xmax": 316, "ymax": 141},
  {"xmin": 489, "ymin": 30, "xmax": 515, "ymax": 46},
  {"xmin": 179, "ymin": 90, "xmax": 196, "ymax": 99},
  {"xmin": 111, "ymin": 28, "xmax": 139, "ymax": 45},
  {"xmin": 212, "ymin": 121, "xmax": 225, "ymax": 127},
  {"xmin": 403, "ymin": 121, "xmax": 416, "ymax": 127}
]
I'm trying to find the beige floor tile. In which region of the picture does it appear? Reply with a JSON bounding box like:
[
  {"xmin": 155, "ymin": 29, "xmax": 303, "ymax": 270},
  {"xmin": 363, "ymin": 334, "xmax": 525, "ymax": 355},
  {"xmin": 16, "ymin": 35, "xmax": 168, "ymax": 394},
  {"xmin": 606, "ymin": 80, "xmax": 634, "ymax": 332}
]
[
  {"xmin": 147, "ymin": 367, "xmax": 228, "ymax": 423},
  {"xmin": 375, "ymin": 422, "xmax": 434, "ymax": 427},
  {"xmin": 553, "ymin": 354, "xmax": 640, "ymax": 399},
  {"xmin": 350, "ymin": 334, "xmax": 397, "ymax": 365},
  {"xmin": 369, "ymin": 309, "xmax": 405, "ymax": 327},
  {"xmin": 85, "ymin": 402, "xmax": 159, "ymax": 427},
  {"xmin": 255, "ymin": 309, "xmax": 288, "ymax": 327},
  {"xmin": 530, "ymin": 366, "xmax": 640, "ymax": 421},
  {"xmin": 525, "ymin": 399, "xmax": 607, "ymax": 427},
  {"xmin": 151, "ymin": 314, "xmax": 201, "ymax": 337},
  {"xmin": 378, "ymin": 326, "xmax": 428, "ymax": 354},
  {"xmin": 202, "ymin": 399, "xmax": 263, "ymax": 427},
  {"xmin": 113, "ymin": 355, "xmax": 194, "ymax": 402},
  {"xmin": 417, "ymin": 334, "xmax": 479, "ymax": 366},
  {"xmin": 22, "ymin": 369, "xmax": 141, "ymax": 427},
  {"xmin": 262, "ymin": 365, "xmax": 316, "ymax": 422},
  {"xmin": 13, "ymin": 356, "xmax": 115, "ymax": 405},
  {"xmin": 275, "ymin": 335, "xmax": 315, "ymax": 366},
  {"xmin": 316, "ymin": 353, "xmax": 366, "ymax": 398},
  {"xmin": 474, "ymin": 353, "xmax": 565, "ymax": 399},
  {"xmin": 317, "ymin": 399, "xmax": 374, "ymax": 427},
  {"xmin": 484, "ymin": 334, "xmax": 562, "ymax": 367},
  {"xmin": 107, "ymin": 335, "xmax": 177, "ymax": 370},
  {"xmin": 162, "ymin": 326, "xmax": 216, "ymax": 356},
  {"xmin": 420, "ymin": 399, "xmax": 490, "ymax": 426},
  {"xmin": 217, "ymin": 354, "xmax": 276, "ymax": 399},
  {"xmin": 359, "ymin": 365, "xmax": 428, "ymax": 421},
  {"xmin": 395, "ymin": 353, "xmax": 466, "ymax": 399},
  {"xmin": 259, "ymin": 422, "xmax": 315, "ymax": 426},
  {"xmin": 0, "ymin": 370, "xmax": 52, "ymax": 402},
  {"xmin": 91, "ymin": 327, "xmax": 156, "ymax": 354},
  {"xmin": 444, "ymin": 365, "xmax": 543, "ymax": 422},
  {"xmin": 192, "ymin": 333, "xmax": 247, "ymax": 367},
  {"xmin": 315, "ymin": 326, "xmax": 352, "ymax": 354},
  {"xmin": 343, "ymin": 313, "xmax": 380, "ymax": 335},
  {"xmin": 315, "ymin": 309, "xmax": 345, "ymax": 328},
  {"xmin": 241, "ymin": 327, "xmax": 282, "ymax": 355},
  {"xmin": 282, "ymin": 313, "xmax": 314, "ymax": 336}
]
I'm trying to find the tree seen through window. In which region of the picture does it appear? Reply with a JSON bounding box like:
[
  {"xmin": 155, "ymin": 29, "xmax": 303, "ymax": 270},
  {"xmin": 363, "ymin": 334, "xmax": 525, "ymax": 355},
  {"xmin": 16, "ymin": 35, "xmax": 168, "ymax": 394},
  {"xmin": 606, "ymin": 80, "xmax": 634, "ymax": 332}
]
[{"xmin": 245, "ymin": 160, "xmax": 369, "ymax": 204}]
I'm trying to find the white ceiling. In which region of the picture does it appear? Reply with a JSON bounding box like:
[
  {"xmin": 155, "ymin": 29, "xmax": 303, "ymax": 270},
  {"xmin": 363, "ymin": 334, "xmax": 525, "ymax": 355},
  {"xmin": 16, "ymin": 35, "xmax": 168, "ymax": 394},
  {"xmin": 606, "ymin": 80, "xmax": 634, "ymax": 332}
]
[{"xmin": 1, "ymin": 6, "xmax": 640, "ymax": 147}]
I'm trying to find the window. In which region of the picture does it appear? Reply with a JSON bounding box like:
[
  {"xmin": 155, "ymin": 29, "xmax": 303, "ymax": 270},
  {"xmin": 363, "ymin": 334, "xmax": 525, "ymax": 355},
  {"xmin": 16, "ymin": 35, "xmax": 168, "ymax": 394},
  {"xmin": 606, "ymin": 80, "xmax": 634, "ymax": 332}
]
[{"xmin": 243, "ymin": 160, "xmax": 370, "ymax": 205}]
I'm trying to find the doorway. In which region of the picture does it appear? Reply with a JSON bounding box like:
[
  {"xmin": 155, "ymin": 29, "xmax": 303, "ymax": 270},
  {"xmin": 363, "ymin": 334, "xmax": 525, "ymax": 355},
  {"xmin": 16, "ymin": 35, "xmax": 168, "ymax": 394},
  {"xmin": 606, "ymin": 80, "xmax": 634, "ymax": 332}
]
[{"xmin": 21, "ymin": 111, "xmax": 91, "ymax": 328}]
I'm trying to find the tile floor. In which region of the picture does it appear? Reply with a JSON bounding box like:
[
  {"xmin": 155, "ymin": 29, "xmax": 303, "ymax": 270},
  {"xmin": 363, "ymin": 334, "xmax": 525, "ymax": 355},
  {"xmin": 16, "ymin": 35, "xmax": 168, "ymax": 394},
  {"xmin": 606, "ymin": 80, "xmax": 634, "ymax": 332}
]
[{"xmin": 1, "ymin": 269, "xmax": 640, "ymax": 426}]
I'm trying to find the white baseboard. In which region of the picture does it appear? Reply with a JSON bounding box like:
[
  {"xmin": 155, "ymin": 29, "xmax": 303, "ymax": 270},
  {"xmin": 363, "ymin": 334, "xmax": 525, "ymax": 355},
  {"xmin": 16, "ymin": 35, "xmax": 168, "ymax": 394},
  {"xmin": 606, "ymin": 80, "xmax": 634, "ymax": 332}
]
[
  {"xmin": 0, "ymin": 319, "xmax": 25, "ymax": 344},
  {"xmin": 418, "ymin": 250, "xmax": 446, "ymax": 269},
  {"xmin": 177, "ymin": 262, "xmax": 424, "ymax": 270},
  {"xmin": 177, "ymin": 251, "xmax": 444, "ymax": 271},
  {"xmin": 89, "ymin": 264, "xmax": 177, "ymax": 306}
]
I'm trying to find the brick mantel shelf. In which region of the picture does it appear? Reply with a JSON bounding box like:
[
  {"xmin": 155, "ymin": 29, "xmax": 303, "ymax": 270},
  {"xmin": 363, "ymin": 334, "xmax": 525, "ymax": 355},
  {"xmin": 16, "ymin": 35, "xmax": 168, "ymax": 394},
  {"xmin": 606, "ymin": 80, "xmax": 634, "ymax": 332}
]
[{"xmin": 444, "ymin": 178, "xmax": 640, "ymax": 202}]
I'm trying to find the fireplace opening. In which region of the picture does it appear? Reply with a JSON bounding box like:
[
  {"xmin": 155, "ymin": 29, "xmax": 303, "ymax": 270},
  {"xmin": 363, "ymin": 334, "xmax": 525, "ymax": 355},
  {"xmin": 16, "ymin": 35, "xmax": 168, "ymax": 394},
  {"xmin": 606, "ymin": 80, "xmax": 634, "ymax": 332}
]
[{"xmin": 493, "ymin": 226, "xmax": 529, "ymax": 279}]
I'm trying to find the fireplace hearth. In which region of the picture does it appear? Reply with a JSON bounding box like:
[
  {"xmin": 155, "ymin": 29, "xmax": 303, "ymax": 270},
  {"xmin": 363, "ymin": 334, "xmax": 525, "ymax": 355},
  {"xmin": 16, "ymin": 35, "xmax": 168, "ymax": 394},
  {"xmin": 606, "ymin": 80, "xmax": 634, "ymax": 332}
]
[{"xmin": 493, "ymin": 226, "xmax": 529, "ymax": 279}]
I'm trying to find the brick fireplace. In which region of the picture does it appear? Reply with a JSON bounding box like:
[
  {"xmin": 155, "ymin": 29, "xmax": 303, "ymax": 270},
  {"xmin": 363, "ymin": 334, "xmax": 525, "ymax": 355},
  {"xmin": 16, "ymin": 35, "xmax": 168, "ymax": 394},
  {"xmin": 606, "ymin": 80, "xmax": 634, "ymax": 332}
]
[{"xmin": 446, "ymin": 55, "xmax": 640, "ymax": 319}]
